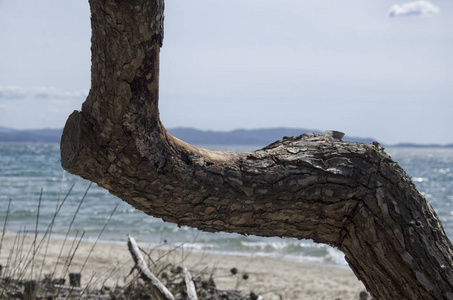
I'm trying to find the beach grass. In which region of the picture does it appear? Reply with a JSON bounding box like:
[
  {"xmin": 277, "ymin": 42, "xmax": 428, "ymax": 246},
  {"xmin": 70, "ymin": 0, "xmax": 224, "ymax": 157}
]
[
  {"xmin": 0, "ymin": 182, "xmax": 262, "ymax": 299},
  {"xmin": 0, "ymin": 179, "xmax": 367, "ymax": 299}
]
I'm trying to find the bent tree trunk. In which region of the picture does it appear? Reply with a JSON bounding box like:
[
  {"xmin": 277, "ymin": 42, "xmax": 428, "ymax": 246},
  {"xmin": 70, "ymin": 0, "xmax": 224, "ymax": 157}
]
[{"xmin": 61, "ymin": 1, "xmax": 453, "ymax": 298}]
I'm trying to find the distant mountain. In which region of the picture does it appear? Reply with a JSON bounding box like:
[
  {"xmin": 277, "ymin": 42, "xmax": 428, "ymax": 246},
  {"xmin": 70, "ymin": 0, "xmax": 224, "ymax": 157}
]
[
  {"xmin": 0, "ymin": 127, "xmax": 62, "ymax": 143},
  {"xmin": 0, "ymin": 126, "xmax": 19, "ymax": 133},
  {"xmin": 169, "ymin": 127, "xmax": 321, "ymax": 145},
  {"xmin": 389, "ymin": 143, "xmax": 453, "ymax": 148},
  {"xmin": 1, "ymin": 126, "xmax": 450, "ymax": 148},
  {"xmin": 168, "ymin": 127, "xmax": 376, "ymax": 146},
  {"xmin": 0, "ymin": 126, "xmax": 375, "ymax": 145}
]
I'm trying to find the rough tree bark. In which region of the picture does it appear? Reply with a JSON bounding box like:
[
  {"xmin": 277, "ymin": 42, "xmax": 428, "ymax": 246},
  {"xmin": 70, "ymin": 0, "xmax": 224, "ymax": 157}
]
[{"xmin": 61, "ymin": 1, "xmax": 453, "ymax": 299}]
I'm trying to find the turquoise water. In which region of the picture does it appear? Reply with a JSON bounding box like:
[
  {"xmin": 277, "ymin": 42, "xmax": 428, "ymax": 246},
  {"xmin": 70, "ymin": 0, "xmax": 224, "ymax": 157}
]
[{"xmin": 1, "ymin": 143, "xmax": 452, "ymax": 266}]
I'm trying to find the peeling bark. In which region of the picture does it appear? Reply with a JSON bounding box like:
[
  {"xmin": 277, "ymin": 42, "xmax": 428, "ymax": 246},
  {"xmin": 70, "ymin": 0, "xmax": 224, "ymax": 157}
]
[{"xmin": 61, "ymin": 1, "xmax": 453, "ymax": 298}]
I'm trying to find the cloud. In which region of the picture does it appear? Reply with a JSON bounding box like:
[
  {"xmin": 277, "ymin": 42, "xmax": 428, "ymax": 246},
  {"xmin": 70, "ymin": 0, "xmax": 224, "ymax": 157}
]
[
  {"xmin": 388, "ymin": 1, "xmax": 440, "ymax": 17},
  {"xmin": 47, "ymin": 99, "xmax": 72, "ymax": 114},
  {"xmin": 0, "ymin": 86, "xmax": 88, "ymax": 100}
]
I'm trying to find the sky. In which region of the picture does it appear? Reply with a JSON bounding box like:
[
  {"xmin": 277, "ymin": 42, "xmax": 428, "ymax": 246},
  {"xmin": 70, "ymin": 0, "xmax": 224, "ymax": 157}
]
[{"xmin": 0, "ymin": 0, "xmax": 452, "ymax": 145}]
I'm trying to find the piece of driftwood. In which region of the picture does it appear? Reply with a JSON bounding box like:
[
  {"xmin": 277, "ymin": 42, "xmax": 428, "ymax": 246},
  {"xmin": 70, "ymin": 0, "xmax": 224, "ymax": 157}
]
[
  {"xmin": 53, "ymin": 284, "xmax": 83, "ymax": 292},
  {"xmin": 184, "ymin": 267, "xmax": 198, "ymax": 300},
  {"xmin": 23, "ymin": 280, "xmax": 37, "ymax": 300},
  {"xmin": 69, "ymin": 272, "xmax": 81, "ymax": 287},
  {"xmin": 127, "ymin": 235, "xmax": 175, "ymax": 300}
]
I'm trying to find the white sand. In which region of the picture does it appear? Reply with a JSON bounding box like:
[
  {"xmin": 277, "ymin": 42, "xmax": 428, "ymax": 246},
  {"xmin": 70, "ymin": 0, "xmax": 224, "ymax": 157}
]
[{"xmin": 0, "ymin": 235, "xmax": 366, "ymax": 299}]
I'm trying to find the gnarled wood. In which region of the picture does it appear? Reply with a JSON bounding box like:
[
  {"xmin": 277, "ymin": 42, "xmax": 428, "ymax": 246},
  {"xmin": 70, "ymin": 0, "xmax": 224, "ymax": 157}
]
[{"xmin": 61, "ymin": 1, "xmax": 453, "ymax": 299}]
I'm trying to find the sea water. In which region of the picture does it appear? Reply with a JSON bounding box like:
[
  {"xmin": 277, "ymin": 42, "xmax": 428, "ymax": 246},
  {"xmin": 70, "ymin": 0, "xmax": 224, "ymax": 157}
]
[{"xmin": 0, "ymin": 143, "xmax": 452, "ymax": 267}]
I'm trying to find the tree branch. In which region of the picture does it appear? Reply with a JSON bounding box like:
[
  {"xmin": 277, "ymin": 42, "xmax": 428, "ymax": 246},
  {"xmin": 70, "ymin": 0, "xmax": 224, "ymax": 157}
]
[{"xmin": 61, "ymin": 0, "xmax": 453, "ymax": 298}]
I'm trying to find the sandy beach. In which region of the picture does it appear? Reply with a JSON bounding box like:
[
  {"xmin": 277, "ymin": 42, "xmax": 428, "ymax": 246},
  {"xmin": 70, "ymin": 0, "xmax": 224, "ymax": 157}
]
[{"xmin": 0, "ymin": 235, "xmax": 366, "ymax": 299}]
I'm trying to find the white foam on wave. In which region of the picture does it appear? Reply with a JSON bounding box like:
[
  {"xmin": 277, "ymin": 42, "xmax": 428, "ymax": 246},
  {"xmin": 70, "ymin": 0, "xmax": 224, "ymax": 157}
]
[{"xmin": 412, "ymin": 177, "xmax": 429, "ymax": 182}]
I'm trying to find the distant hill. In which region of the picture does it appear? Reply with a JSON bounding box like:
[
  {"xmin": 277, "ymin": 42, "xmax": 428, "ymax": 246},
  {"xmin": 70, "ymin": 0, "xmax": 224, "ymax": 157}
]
[
  {"xmin": 389, "ymin": 143, "xmax": 453, "ymax": 148},
  {"xmin": 0, "ymin": 126, "xmax": 374, "ymax": 145},
  {"xmin": 0, "ymin": 127, "xmax": 62, "ymax": 143},
  {"xmin": 1, "ymin": 126, "xmax": 451, "ymax": 147},
  {"xmin": 168, "ymin": 127, "xmax": 376, "ymax": 146}
]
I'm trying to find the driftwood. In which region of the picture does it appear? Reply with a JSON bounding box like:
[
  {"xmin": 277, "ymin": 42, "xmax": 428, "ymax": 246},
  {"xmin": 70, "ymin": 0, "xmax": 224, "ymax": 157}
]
[
  {"xmin": 69, "ymin": 272, "xmax": 81, "ymax": 287},
  {"xmin": 127, "ymin": 235, "xmax": 175, "ymax": 300},
  {"xmin": 183, "ymin": 267, "xmax": 198, "ymax": 300},
  {"xmin": 23, "ymin": 280, "xmax": 37, "ymax": 300},
  {"xmin": 60, "ymin": 0, "xmax": 453, "ymax": 298}
]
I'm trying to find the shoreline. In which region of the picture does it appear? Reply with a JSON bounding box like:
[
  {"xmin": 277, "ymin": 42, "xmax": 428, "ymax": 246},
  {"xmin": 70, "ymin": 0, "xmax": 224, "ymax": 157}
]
[
  {"xmin": 0, "ymin": 234, "xmax": 366, "ymax": 299},
  {"xmin": 1, "ymin": 230, "xmax": 349, "ymax": 269}
]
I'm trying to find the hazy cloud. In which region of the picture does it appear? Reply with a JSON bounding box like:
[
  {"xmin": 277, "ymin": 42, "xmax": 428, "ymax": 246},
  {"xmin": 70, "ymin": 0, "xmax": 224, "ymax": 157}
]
[
  {"xmin": 388, "ymin": 1, "xmax": 440, "ymax": 17},
  {"xmin": 47, "ymin": 99, "xmax": 72, "ymax": 114},
  {"xmin": 0, "ymin": 86, "xmax": 88, "ymax": 100}
]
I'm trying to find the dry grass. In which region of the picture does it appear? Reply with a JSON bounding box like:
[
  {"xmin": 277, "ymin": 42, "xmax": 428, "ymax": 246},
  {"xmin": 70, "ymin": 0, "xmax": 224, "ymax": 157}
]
[{"xmin": 0, "ymin": 181, "xmax": 258, "ymax": 300}]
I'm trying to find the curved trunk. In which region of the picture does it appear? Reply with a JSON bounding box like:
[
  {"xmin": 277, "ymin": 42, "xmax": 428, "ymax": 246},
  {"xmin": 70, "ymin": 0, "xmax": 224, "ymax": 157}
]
[{"xmin": 61, "ymin": 1, "xmax": 453, "ymax": 299}]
